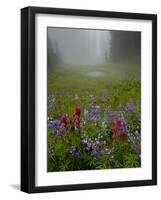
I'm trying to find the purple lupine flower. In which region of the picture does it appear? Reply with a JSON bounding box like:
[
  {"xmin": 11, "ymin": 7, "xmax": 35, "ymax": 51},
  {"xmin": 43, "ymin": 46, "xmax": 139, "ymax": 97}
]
[
  {"xmin": 69, "ymin": 146, "xmax": 80, "ymax": 158},
  {"xmin": 48, "ymin": 120, "xmax": 61, "ymax": 135},
  {"xmin": 95, "ymin": 140, "xmax": 100, "ymax": 146},
  {"xmin": 92, "ymin": 148, "xmax": 100, "ymax": 161},
  {"xmin": 95, "ymin": 105, "xmax": 101, "ymax": 124},
  {"xmin": 48, "ymin": 97, "xmax": 56, "ymax": 112},
  {"xmin": 103, "ymin": 140, "xmax": 106, "ymax": 145},
  {"xmin": 84, "ymin": 110, "xmax": 88, "ymax": 124},
  {"xmin": 92, "ymin": 148, "xmax": 98, "ymax": 156},
  {"xmin": 82, "ymin": 137, "xmax": 88, "ymax": 145},
  {"xmin": 81, "ymin": 135, "xmax": 92, "ymax": 152},
  {"xmin": 89, "ymin": 104, "xmax": 101, "ymax": 125},
  {"xmin": 104, "ymin": 109, "xmax": 108, "ymax": 123},
  {"xmin": 89, "ymin": 105, "xmax": 95, "ymax": 122},
  {"xmin": 47, "ymin": 93, "xmax": 53, "ymax": 101},
  {"xmin": 125, "ymin": 125, "xmax": 130, "ymax": 132},
  {"xmin": 109, "ymin": 108, "xmax": 115, "ymax": 123},
  {"xmin": 107, "ymin": 149, "xmax": 112, "ymax": 156},
  {"xmin": 125, "ymin": 102, "xmax": 134, "ymax": 113},
  {"xmin": 121, "ymin": 114, "xmax": 126, "ymax": 124},
  {"xmin": 127, "ymin": 128, "xmax": 141, "ymax": 153},
  {"xmin": 100, "ymin": 149, "xmax": 105, "ymax": 155}
]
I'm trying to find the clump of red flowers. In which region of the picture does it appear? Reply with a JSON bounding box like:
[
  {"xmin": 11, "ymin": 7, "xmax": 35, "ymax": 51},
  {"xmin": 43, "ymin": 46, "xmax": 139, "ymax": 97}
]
[
  {"xmin": 73, "ymin": 106, "xmax": 81, "ymax": 130},
  {"xmin": 60, "ymin": 114, "xmax": 68, "ymax": 132},
  {"xmin": 112, "ymin": 118, "xmax": 127, "ymax": 141}
]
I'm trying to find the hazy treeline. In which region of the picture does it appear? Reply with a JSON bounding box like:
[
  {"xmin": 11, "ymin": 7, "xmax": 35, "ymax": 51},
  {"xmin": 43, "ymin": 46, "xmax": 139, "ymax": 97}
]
[
  {"xmin": 47, "ymin": 28, "xmax": 141, "ymax": 68},
  {"xmin": 110, "ymin": 31, "xmax": 141, "ymax": 64}
]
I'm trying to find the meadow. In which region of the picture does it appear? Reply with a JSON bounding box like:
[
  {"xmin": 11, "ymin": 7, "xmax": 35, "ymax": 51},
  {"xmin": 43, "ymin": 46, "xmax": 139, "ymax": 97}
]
[{"xmin": 47, "ymin": 63, "xmax": 141, "ymax": 172}]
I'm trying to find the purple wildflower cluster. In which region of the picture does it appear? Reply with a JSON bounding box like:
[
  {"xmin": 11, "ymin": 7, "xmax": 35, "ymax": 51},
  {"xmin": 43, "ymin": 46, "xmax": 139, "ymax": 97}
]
[
  {"xmin": 89, "ymin": 105, "xmax": 101, "ymax": 126},
  {"xmin": 125, "ymin": 102, "xmax": 135, "ymax": 113},
  {"xmin": 83, "ymin": 110, "xmax": 89, "ymax": 124},
  {"xmin": 117, "ymin": 100, "xmax": 141, "ymax": 113},
  {"xmin": 48, "ymin": 120, "xmax": 62, "ymax": 136},
  {"xmin": 47, "ymin": 93, "xmax": 53, "ymax": 101},
  {"xmin": 92, "ymin": 134, "xmax": 107, "ymax": 160},
  {"xmin": 48, "ymin": 90, "xmax": 141, "ymax": 169},
  {"xmin": 109, "ymin": 108, "xmax": 120, "ymax": 123},
  {"xmin": 81, "ymin": 135, "xmax": 92, "ymax": 152},
  {"xmin": 127, "ymin": 127, "xmax": 141, "ymax": 155},
  {"xmin": 48, "ymin": 97, "xmax": 56, "ymax": 112},
  {"xmin": 81, "ymin": 134, "xmax": 108, "ymax": 161},
  {"xmin": 69, "ymin": 146, "xmax": 80, "ymax": 159}
]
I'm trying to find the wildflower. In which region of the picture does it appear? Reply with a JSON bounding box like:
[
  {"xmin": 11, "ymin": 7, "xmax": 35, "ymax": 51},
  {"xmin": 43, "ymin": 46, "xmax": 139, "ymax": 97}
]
[
  {"xmin": 92, "ymin": 149, "xmax": 100, "ymax": 161},
  {"xmin": 48, "ymin": 97, "xmax": 56, "ymax": 112},
  {"xmin": 107, "ymin": 149, "xmax": 112, "ymax": 156},
  {"xmin": 121, "ymin": 130, "xmax": 127, "ymax": 140},
  {"xmin": 104, "ymin": 109, "xmax": 108, "ymax": 123},
  {"xmin": 111, "ymin": 117, "xmax": 127, "ymax": 141},
  {"xmin": 84, "ymin": 110, "xmax": 88, "ymax": 124},
  {"xmin": 100, "ymin": 149, "xmax": 105, "ymax": 155},
  {"xmin": 60, "ymin": 114, "xmax": 68, "ymax": 131},
  {"xmin": 125, "ymin": 102, "xmax": 134, "ymax": 113},
  {"xmin": 103, "ymin": 140, "xmax": 106, "ymax": 145},
  {"xmin": 69, "ymin": 146, "xmax": 80, "ymax": 158},
  {"xmin": 92, "ymin": 148, "xmax": 98, "ymax": 156},
  {"xmin": 89, "ymin": 105, "xmax": 95, "ymax": 122},
  {"xmin": 95, "ymin": 139, "xmax": 100, "ymax": 146},
  {"xmin": 125, "ymin": 125, "xmax": 130, "ymax": 132},
  {"xmin": 95, "ymin": 105, "xmax": 101, "ymax": 124},
  {"xmin": 48, "ymin": 120, "xmax": 61, "ymax": 136},
  {"xmin": 116, "ymin": 118, "xmax": 123, "ymax": 126},
  {"xmin": 81, "ymin": 135, "xmax": 92, "ymax": 152},
  {"xmin": 112, "ymin": 127, "xmax": 118, "ymax": 140},
  {"xmin": 73, "ymin": 106, "xmax": 81, "ymax": 130},
  {"xmin": 82, "ymin": 137, "xmax": 88, "ymax": 145},
  {"xmin": 89, "ymin": 104, "xmax": 101, "ymax": 126}
]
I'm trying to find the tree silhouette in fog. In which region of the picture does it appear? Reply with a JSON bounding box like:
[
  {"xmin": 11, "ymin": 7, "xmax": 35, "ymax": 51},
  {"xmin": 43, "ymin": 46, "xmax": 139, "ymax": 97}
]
[
  {"xmin": 47, "ymin": 35, "xmax": 62, "ymax": 68},
  {"xmin": 110, "ymin": 31, "xmax": 141, "ymax": 64}
]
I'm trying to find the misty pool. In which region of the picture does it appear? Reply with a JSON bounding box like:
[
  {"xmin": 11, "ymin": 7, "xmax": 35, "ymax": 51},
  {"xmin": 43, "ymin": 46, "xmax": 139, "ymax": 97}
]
[{"xmin": 86, "ymin": 71, "xmax": 105, "ymax": 77}]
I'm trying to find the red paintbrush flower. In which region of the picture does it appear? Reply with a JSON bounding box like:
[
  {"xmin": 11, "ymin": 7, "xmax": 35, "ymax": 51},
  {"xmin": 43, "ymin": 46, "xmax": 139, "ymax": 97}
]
[
  {"xmin": 116, "ymin": 118, "xmax": 123, "ymax": 126},
  {"xmin": 121, "ymin": 130, "xmax": 127, "ymax": 140},
  {"xmin": 60, "ymin": 114, "xmax": 68, "ymax": 130},
  {"xmin": 73, "ymin": 107, "xmax": 81, "ymax": 130},
  {"xmin": 112, "ymin": 125, "xmax": 119, "ymax": 140},
  {"xmin": 112, "ymin": 125, "xmax": 118, "ymax": 134}
]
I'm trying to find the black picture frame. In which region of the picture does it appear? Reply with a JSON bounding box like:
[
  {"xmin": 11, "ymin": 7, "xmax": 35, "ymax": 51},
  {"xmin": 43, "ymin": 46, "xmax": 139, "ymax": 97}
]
[{"xmin": 21, "ymin": 6, "xmax": 157, "ymax": 193}]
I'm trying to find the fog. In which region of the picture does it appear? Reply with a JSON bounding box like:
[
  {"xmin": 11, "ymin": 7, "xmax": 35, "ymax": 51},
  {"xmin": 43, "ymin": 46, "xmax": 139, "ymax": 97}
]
[{"xmin": 47, "ymin": 27, "xmax": 141, "ymax": 67}]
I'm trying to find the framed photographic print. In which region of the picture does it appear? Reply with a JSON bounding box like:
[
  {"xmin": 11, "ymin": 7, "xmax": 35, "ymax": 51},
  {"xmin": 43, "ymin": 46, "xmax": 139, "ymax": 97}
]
[{"xmin": 21, "ymin": 6, "xmax": 157, "ymax": 193}]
